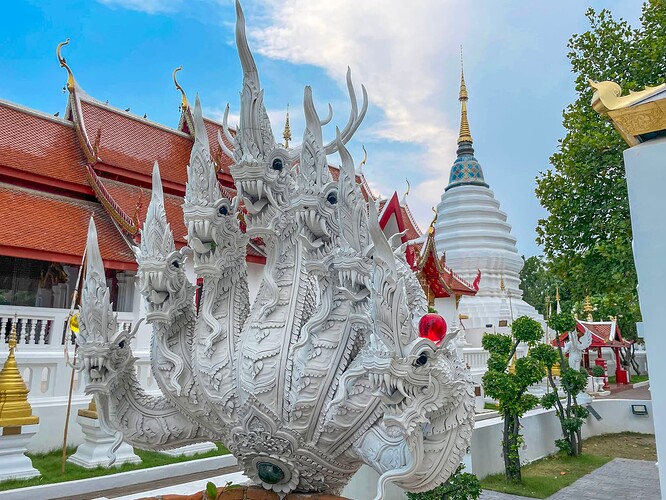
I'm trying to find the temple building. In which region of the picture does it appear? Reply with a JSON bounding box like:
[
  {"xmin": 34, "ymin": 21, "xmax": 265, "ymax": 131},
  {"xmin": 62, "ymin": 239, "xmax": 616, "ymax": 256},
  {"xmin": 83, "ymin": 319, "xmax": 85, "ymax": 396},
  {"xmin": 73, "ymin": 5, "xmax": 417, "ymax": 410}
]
[{"xmin": 434, "ymin": 65, "xmax": 543, "ymax": 346}]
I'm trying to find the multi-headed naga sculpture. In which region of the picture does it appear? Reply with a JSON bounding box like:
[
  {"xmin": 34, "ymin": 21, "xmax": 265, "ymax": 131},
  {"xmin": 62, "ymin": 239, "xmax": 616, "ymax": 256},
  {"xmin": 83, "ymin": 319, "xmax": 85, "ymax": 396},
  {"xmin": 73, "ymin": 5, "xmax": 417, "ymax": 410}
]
[{"xmin": 77, "ymin": 1, "xmax": 474, "ymax": 497}]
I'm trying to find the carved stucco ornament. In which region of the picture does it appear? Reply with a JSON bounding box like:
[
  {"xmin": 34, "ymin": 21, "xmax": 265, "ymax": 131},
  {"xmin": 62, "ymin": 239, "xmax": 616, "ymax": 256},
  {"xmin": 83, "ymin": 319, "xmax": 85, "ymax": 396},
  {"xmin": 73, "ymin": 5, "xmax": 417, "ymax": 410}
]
[{"xmin": 77, "ymin": 1, "xmax": 474, "ymax": 497}]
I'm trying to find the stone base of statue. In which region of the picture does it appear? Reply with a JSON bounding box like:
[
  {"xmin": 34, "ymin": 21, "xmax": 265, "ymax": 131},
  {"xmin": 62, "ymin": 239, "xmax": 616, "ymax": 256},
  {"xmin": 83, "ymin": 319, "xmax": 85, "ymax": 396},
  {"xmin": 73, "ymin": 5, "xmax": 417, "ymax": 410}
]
[
  {"xmin": 159, "ymin": 441, "xmax": 218, "ymax": 457},
  {"xmin": 0, "ymin": 423, "xmax": 41, "ymax": 481},
  {"xmin": 137, "ymin": 485, "xmax": 350, "ymax": 500},
  {"xmin": 68, "ymin": 415, "xmax": 141, "ymax": 469}
]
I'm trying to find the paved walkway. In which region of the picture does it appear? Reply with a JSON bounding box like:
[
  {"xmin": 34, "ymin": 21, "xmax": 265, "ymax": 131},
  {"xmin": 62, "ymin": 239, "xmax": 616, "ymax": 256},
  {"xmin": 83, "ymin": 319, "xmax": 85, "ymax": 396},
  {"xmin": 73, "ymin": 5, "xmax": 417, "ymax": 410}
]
[{"xmin": 480, "ymin": 458, "xmax": 661, "ymax": 500}]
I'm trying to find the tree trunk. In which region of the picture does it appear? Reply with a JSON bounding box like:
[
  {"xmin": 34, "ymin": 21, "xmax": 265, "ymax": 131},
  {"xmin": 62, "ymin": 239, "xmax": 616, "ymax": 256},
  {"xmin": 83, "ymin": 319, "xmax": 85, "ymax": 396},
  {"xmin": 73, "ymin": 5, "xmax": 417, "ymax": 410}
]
[{"xmin": 503, "ymin": 411, "xmax": 511, "ymax": 481}]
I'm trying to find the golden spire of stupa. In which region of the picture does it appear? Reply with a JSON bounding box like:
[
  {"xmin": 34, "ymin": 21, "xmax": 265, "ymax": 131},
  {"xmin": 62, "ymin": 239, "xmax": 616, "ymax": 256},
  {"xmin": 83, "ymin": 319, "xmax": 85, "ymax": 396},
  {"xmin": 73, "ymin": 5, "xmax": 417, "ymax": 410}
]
[
  {"xmin": 0, "ymin": 317, "xmax": 39, "ymax": 427},
  {"xmin": 458, "ymin": 46, "xmax": 473, "ymax": 144},
  {"xmin": 584, "ymin": 293, "xmax": 594, "ymax": 322},
  {"xmin": 283, "ymin": 104, "xmax": 292, "ymax": 148}
]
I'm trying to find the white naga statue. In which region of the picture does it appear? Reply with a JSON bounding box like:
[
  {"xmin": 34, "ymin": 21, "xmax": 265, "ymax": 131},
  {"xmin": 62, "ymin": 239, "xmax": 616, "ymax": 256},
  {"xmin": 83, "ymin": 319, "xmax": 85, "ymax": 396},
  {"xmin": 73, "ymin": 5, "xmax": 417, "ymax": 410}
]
[
  {"xmin": 76, "ymin": 2, "xmax": 474, "ymax": 497},
  {"xmin": 564, "ymin": 326, "xmax": 593, "ymax": 371}
]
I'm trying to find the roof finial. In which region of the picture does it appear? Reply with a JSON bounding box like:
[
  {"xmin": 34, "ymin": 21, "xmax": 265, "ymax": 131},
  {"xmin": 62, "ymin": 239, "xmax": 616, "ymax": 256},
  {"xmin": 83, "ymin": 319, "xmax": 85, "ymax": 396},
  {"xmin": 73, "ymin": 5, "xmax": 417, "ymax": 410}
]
[
  {"xmin": 57, "ymin": 39, "xmax": 76, "ymax": 92},
  {"xmin": 173, "ymin": 66, "xmax": 189, "ymax": 111},
  {"xmin": 584, "ymin": 293, "xmax": 594, "ymax": 321},
  {"xmin": 458, "ymin": 46, "xmax": 472, "ymax": 144},
  {"xmin": 283, "ymin": 104, "xmax": 292, "ymax": 148},
  {"xmin": 428, "ymin": 207, "xmax": 437, "ymax": 234},
  {"xmin": 356, "ymin": 145, "xmax": 367, "ymax": 175},
  {"xmin": 401, "ymin": 177, "xmax": 410, "ymax": 205}
]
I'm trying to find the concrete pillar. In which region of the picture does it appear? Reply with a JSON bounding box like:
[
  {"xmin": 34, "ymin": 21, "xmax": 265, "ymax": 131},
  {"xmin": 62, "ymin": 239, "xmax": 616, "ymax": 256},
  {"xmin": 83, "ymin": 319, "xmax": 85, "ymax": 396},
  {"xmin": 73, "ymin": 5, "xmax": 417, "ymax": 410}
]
[{"xmin": 623, "ymin": 136, "xmax": 666, "ymax": 498}]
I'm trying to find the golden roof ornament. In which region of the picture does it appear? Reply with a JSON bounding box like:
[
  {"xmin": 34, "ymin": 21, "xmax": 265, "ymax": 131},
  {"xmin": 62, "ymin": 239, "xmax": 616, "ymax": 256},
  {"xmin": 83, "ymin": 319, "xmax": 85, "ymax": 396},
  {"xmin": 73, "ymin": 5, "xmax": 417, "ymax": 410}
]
[
  {"xmin": 428, "ymin": 207, "xmax": 437, "ymax": 235},
  {"xmin": 283, "ymin": 104, "xmax": 292, "ymax": 148},
  {"xmin": 357, "ymin": 145, "xmax": 367, "ymax": 174},
  {"xmin": 401, "ymin": 177, "xmax": 410, "ymax": 205},
  {"xmin": 0, "ymin": 316, "xmax": 39, "ymax": 427},
  {"xmin": 173, "ymin": 66, "xmax": 189, "ymax": 112},
  {"xmin": 458, "ymin": 47, "xmax": 473, "ymax": 144},
  {"xmin": 584, "ymin": 294, "xmax": 594, "ymax": 322},
  {"xmin": 56, "ymin": 38, "xmax": 76, "ymax": 92}
]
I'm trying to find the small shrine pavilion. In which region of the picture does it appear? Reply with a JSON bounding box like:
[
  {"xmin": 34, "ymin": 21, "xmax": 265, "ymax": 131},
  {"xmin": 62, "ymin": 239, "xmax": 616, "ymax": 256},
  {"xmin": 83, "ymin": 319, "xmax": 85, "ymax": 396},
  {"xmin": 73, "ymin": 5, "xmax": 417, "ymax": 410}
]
[
  {"xmin": 405, "ymin": 214, "xmax": 479, "ymax": 328},
  {"xmin": 553, "ymin": 319, "xmax": 633, "ymax": 384}
]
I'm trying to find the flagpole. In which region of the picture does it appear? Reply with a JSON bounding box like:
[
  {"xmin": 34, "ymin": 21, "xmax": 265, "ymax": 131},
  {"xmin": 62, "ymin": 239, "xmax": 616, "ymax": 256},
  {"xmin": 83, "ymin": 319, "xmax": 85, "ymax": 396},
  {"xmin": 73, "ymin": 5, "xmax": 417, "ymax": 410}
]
[{"xmin": 61, "ymin": 243, "xmax": 87, "ymax": 475}]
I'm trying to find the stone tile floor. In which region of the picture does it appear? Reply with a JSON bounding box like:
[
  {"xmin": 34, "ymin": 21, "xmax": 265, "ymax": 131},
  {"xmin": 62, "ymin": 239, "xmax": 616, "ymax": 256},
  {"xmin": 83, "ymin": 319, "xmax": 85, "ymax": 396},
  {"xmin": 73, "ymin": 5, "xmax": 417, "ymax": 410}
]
[{"xmin": 480, "ymin": 458, "xmax": 660, "ymax": 500}]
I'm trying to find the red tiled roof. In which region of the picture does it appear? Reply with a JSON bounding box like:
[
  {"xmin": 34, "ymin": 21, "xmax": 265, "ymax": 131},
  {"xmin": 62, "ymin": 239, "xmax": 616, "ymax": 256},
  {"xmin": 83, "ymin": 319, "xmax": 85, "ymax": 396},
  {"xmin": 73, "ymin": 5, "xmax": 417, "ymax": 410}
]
[
  {"xmin": 99, "ymin": 178, "xmax": 188, "ymax": 246},
  {"xmin": 554, "ymin": 320, "xmax": 631, "ymax": 349},
  {"xmin": 378, "ymin": 192, "xmax": 422, "ymax": 242},
  {"xmin": 79, "ymin": 99, "xmax": 192, "ymax": 189},
  {"xmin": 0, "ymin": 182, "xmax": 135, "ymax": 268},
  {"xmin": 0, "ymin": 102, "xmax": 89, "ymax": 191}
]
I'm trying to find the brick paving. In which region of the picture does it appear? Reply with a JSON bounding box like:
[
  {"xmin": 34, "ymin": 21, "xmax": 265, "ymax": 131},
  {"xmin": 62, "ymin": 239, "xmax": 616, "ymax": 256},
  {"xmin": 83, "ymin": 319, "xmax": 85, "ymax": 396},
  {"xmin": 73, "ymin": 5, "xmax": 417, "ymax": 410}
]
[{"xmin": 480, "ymin": 458, "xmax": 660, "ymax": 499}]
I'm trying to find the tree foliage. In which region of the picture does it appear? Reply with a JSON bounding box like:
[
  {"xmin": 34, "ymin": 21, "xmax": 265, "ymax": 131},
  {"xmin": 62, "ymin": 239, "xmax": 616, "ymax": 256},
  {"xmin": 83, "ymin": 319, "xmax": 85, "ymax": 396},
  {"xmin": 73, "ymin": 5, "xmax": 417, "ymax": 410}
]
[
  {"xmin": 406, "ymin": 465, "xmax": 481, "ymax": 500},
  {"xmin": 535, "ymin": 1, "xmax": 666, "ymax": 339},
  {"xmin": 482, "ymin": 316, "xmax": 545, "ymax": 481}
]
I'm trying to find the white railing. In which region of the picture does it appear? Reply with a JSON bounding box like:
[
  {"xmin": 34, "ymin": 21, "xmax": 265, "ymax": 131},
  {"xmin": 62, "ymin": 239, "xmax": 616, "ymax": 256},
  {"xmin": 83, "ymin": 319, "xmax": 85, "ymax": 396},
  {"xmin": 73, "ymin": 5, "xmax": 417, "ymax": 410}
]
[
  {"xmin": 464, "ymin": 348, "xmax": 490, "ymax": 375},
  {"xmin": 1, "ymin": 305, "xmax": 136, "ymax": 349},
  {"xmin": 0, "ymin": 305, "xmax": 144, "ymax": 401}
]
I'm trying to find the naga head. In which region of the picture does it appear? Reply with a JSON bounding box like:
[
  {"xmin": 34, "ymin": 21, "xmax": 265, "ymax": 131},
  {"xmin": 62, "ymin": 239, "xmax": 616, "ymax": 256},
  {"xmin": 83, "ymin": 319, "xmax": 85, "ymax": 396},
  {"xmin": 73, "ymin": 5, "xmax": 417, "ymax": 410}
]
[
  {"xmin": 184, "ymin": 95, "xmax": 247, "ymax": 276},
  {"xmin": 136, "ymin": 162, "xmax": 190, "ymax": 322},
  {"xmin": 219, "ymin": 1, "xmax": 367, "ymax": 239},
  {"xmin": 219, "ymin": 0, "xmax": 293, "ymax": 238},
  {"xmin": 294, "ymin": 87, "xmax": 340, "ymax": 262},
  {"xmin": 358, "ymin": 211, "xmax": 475, "ymax": 493},
  {"xmin": 78, "ymin": 218, "xmax": 140, "ymax": 394}
]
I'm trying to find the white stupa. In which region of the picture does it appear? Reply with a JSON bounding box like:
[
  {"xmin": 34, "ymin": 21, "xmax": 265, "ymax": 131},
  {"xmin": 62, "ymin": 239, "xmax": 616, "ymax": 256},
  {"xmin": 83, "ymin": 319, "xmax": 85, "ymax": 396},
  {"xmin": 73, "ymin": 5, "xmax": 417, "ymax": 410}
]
[{"xmin": 434, "ymin": 64, "xmax": 543, "ymax": 345}]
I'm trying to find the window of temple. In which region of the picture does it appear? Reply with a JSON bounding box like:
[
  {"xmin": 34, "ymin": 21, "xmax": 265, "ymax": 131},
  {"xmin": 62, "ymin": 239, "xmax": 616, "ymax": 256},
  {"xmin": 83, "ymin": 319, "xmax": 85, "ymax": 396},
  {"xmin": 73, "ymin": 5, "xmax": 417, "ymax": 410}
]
[{"xmin": 0, "ymin": 256, "xmax": 134, "ymax": 312}]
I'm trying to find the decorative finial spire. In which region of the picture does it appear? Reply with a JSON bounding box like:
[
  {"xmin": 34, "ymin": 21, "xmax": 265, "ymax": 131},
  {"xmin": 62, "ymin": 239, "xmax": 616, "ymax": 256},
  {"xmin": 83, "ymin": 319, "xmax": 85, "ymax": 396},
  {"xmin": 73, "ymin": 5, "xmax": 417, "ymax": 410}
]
[
  {"xmin": 283, "ymin": 104, "xmax": 292, "ymax": 148},
  {"xmin": 173, "ymin": 66, "xmax": 189, "ymax": 111},
  {"xmin": 401, "ymin": 177, "xmax": 410, "ymax": 205},
  {"xmin": 458, "ymin": 46, "xmax": 472, "ymax": 144},
  {"xmin": 583, "ymin": 293, "xmax": 594, "ymax": 321},
  {"xmin": 0, "ymin": 315, "xmax": 39, "ymax": 426},
  {"xmin": 428, "ymin": 207, "xmax": 437, "ymax": 234},
  {"xmin": 356, "ymin": 145, "xmax": 368, "ymax": 175},
  {"xmin": 57, "ymin": 39, "xmax": 76, "ymax": 92}
]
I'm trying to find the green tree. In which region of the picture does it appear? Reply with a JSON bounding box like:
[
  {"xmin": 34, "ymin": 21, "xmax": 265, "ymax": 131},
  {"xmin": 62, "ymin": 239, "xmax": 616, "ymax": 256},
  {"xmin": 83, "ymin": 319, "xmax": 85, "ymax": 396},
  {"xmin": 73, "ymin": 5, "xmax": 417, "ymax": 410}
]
[
  {"xmin": 535, "ymin": 1, "xmax": 666, "ymax": 338},
  {"xmin": 533, "ymin": 312, "xmax": 589, "ymax": 456},
  {"xmin": 482, "ymin": 316, "xmax": 545, "ymax": 481},
  {"xmin": 519, "ymin": 255, "xmax": 571, "ymax": 316}
]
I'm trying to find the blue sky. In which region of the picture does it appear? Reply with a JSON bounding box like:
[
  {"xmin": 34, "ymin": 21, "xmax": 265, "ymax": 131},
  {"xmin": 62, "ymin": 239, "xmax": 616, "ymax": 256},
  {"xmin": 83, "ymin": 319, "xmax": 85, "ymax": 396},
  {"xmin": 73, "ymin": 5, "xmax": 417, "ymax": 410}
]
[{"xmin": 3, "ymin": 0, "xmax": 642, "ymax": 257}]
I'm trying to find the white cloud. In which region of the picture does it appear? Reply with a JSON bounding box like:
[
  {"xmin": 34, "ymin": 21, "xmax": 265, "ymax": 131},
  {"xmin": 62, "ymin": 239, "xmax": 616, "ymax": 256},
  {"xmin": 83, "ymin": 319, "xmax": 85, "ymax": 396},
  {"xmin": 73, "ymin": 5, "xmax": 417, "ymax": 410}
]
[
  {"xmin": 97, "ymin": 0, "xmax": 183, "ymax": 14},
  {"xmin": 249, "ymin": 0, "xmax": 469, "ymax": 230}
]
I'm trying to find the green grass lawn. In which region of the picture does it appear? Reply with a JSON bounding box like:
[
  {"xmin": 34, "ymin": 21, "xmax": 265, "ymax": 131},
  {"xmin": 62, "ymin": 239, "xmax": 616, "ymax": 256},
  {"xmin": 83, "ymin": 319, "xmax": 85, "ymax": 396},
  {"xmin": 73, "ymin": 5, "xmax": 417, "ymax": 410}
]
[
  {"xmin": 481, "ymin": 432, "xmax": 656, "ymax": 498},
  {"xmin": 607, "ymin": 374, "xmax": 649, "ymax": 384},
  {"xmin": 483, "ymin": 402, "xmax": 499, "ymax": 411},
  {"xmin": 0, "ymin": 443, "xmax": 229, "ymax": 492}
]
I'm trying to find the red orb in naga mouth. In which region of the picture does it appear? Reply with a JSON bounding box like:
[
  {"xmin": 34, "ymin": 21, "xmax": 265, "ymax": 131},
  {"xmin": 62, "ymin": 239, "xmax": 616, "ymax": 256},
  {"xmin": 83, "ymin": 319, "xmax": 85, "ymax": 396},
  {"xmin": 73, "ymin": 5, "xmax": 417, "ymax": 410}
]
[{"xmin": 418, "ymin": 313, "xmax": 447, "ymax": 345}]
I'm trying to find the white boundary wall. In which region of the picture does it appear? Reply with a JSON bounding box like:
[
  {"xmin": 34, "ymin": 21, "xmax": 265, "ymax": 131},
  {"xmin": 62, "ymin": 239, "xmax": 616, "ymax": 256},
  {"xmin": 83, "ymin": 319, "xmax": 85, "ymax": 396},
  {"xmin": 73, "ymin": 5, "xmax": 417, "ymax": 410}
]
[{"xmin": 469, "ymin": 397, "xmax": 655, "ymax": 480}]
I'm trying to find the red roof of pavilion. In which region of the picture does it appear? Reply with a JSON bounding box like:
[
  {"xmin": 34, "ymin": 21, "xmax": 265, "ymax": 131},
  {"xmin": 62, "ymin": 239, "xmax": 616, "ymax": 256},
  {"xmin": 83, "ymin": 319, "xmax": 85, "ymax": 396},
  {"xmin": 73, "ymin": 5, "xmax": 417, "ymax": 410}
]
[
  {"xmin": 553, "ymin": 320, "xmax": 632, "ymax": 349},
  {"xmin": 408, "ymin": 220, "xmax": 478, "ymax": 298},
  {"xmin": 378, "ymin": 192, "xmax": 422, "ymax": 242}
]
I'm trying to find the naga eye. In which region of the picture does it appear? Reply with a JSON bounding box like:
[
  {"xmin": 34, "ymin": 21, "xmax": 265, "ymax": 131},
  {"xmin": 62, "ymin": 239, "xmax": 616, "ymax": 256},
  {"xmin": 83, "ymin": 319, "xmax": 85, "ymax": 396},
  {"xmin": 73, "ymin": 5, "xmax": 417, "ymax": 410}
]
[
  {"xmin": 272, "ymin": 158, "xmax": 283, "ymax": 171},
  {"xmin": 172, "ymin": 260, "xmax": 180, "ymax": 269},
  {"xmin": 327, "ymin": 192, "xmax": 338, "ymax": 205},
  {"xmin": 219, "ymin": 205, "xmax": 229, "ymax": 216},
  {"xmin": 415, "ymin": 353, "xmax": 428, "ymax": 367},
  {"xmin": 119, "ymin": 340, "xmax": 126, "ymax": 349}
]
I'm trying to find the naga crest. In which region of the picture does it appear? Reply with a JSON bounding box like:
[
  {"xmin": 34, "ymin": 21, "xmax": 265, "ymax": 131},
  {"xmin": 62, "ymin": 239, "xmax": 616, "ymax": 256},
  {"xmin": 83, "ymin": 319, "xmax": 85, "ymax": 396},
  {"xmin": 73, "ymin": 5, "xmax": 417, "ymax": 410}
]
[{"xmin": 184, "ymin": 95, "xmax": 247, "ymax": 276}]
